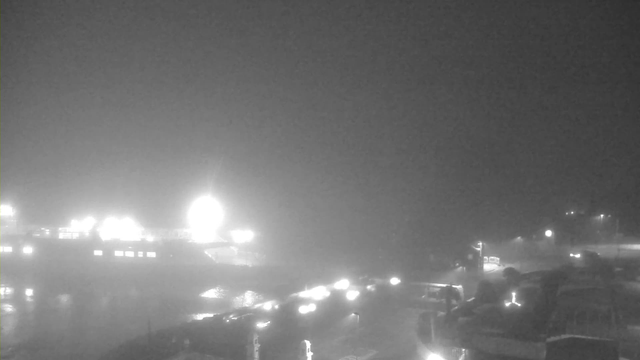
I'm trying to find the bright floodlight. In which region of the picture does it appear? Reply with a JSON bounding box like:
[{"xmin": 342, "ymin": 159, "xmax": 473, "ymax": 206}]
[
  {"xmin": 345, "ymin": 290, "xmax": 360, "ymax": 301},
  {"xmin": 188, "ymin": 196, "xmax": 224, "ymax": 243},
  {"xmin": 389, "ymin": 277, "xmax": 401, "ymax": 286},
  {"xmin": 25, "ymin": 288, "xmax": 34, "ymax": 297},
  {"xmin": 230, "ymin": 229, "xmax": 255, "ymax": 244},
  {"xmin": 0, "ymin": 204, "xmax": 15, "ymax": 218},
  {"xmin": 333, "ymin": 279, "xmax": 350, "ymax": 290},
  {"xmin": 22, "ymin": 246, "xmax": 33, "ymax": 255},
  {"xmin": 262, "ymin": 302, "xmax": 274, "ymax": 311},
  {"xmin": 307, "ymin": 303, "xmax": 317, "ymax": 312},
  {"xmin": 545, "ymin": 229, "xmax": 553, "ymax": 238}
]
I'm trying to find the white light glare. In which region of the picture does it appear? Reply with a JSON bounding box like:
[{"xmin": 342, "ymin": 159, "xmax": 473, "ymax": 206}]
[
  {"xmin": 256, "ymin": 320, "xmax": 271, "ymax": 329},
  {"xmin": 99, "ymin": 217, "xmax": 144, "ymax": 241},
  {"xmin": 200, "ymin": 287, "xmax": 225, "ymax": 299},
  {"xmin": 570, "ymin": 253, "xmax": 581, "ymax": 258},
  {"xmin": 300, "ymin": 286, "xmax": 331, "ymax": 301},
  {"xmin": 70, "ymin": 216, "xmax": 97, "ymax": 233},
  {"xmin": 192, "ymin": 313, "xmax": 215, "ymax": 320},
  {"xmin": 146, "ymin": 251, "xmax": 156, "ymax": 258},
  {"xmin": 389, "ymin": 277, "xmax": 401, "ymax": 286},
  {"xmin": 22, "ymin": 246, "xmax": 34, "ymax": 255},
  {"xmin": 188, "ymin": 196, "xmax": 224, "ymax": 243},
  {"xmin": 346, "ymin": 290, "xmax": 360, "ymax": 301},
  {"xmin": 93, "ymin": 250, "xmax": 103, "ymax": 256},
  {"xmin": 427, "ymin": 353, "xmax": 445, "ymax": 360},
  {"xmin": 25, "ymin": 288, "xmax": 34, "ymax": 297},
  {"xmin": 333, "ymin": 278, "xmax": 350, "ymax": 290},
  {"xmin": 230, "ymin": 229, "xmax": 255, "ymax": 244},
  {"xmin": 0, "ymin": 246, "xmax": 13, "ymax": 253},
  {"xmin": 298, "ymin": 303, "xmax": 317, "ymax": 314},
  {"xmin": 262, "ymin": 302, "xmax": 274, "ymax": 311},
  {"xmin": 0, "ymin": 204, "xmax": 15, "ymax": 217},
  {"xmin": 545, "ymin": 229, "xmax": 553, "ymax": 237}
]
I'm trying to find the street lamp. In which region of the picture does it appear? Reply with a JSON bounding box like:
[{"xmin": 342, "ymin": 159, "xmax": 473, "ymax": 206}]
[
  {"xmin": 545, "ymin": 229, "xmax": 553, "ymax": 238},
  {"xmin": 188, "ymin": 196, "xmax": 224, "ymax": 243}
]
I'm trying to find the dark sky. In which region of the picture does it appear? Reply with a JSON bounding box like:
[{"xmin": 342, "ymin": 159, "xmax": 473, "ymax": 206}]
[{"xmin": 2, "ymin": 1, "xmax": 639, "ymax": 259}]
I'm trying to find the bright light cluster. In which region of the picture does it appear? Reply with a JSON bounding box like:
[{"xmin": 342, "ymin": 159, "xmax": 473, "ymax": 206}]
[
  {"xmin": 98, "ymin": 217, "xmax": 144, "ymax": 241},
  {"xmin": 389, "ymin": 277, "xmax": 401, "ymax": 286}
]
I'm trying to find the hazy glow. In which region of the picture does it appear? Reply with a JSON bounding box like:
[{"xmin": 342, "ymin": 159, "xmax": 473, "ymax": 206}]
[
  {"xmin": 570, "ymin": 253, "xmax": 581, "ymax": 258},
  {"xmin": 0, "ymin": 246, "xmax": 13, "ymax": 253},
  {"xmin": 544, "ymin": 229, "xmax": 553, "ymax": 237},
  {"xmin": 192, "ymin": 313, "xmax": 215, "ymax": 320},
  {"xmin": 69, "ymin": 216, "xmax": 97, "ymax": 233},
  {"xmin": 427, "ymin": 353, "xmax": 445, "ymax": 360},
  {"xmin": 114, "ymin": 250, "xmax": 124, "ymax": 257},
  {"xmin": 232, "ymin": 290, "xmax": 261, "ymax": 308},
  {"xmin": 230, "ymin": 229, "xmax": 255, "ymax": 244},
  {"xmin": 146, "ymin": 251, "xmax": 156, "ymax": 258},
  {"xmin": 256, "ymin": 320, "xmax": 270, "ymax": 329},
  {"xmin": 346, "ymin": 290, "xmax": 360, "ymax": 301},
  {"xmin": 125, "ymin": 251, "xmax": 134, "ymax": 257},
  {"xmin": 22, "ymin": 246, "xmax": 33, "ymax": 255},
  {"xmin": 93, "ymin": 250, "xmax": 103, "ymax": 256},
  {"xmin": 200, "ymin": 286, "xmax": 226, "ymax": 299},
  {"xmin": 389, "ymin": 277, "xmax": 401, "ymax": 286},
  {"xmin": 0, "ymin": 286, "xmax": 14, "ymax": 298},
  {"xmin": 99, "ymin": 217, "xmax": 144, "ymax": 241},
  {"xmin": 25, "ymin": 288, "xmax": 34, "ymax": 297},
  {"xmin": 1, "ymin": 304, "xmax": 15, "ymax": 314},
  {"xmin": 188, "ymin": 196, "xmax": 224, "ymax": 243},
  {"xmin": 262, "ymin": 302, "xmax": 274, "ymax": 311},
  {"xmin": 0, "ymin": 204, "xmax": 15, "ymax": 217},
  {"xmin": 298, "ymin": 303, "xmax": 317, "ymax": 314},
  {"xmin": 333, "ymin": 279, "xmax": 350, "ymax": 290},
  {"xmin": 300, "ymin": 286, "xmax": 330, "ymax": 301}
]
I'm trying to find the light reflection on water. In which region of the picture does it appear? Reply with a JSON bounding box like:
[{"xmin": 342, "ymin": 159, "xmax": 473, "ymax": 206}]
[{"xmin": 0, "ymin": 274, "xmax": 265, "ymax": 360}]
